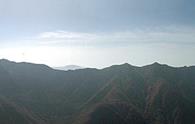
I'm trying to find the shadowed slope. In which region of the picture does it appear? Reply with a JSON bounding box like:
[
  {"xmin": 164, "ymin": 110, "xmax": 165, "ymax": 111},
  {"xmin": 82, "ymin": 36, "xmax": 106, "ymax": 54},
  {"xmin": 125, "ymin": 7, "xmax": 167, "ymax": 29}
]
[
  {"xmin": 0, "ymin": 59, "xmax": 194, "ymax": 124},
  {"xmin": 84, "ymin": 102, "xmax": 147, "ymax": 124},
  {"xmin": 0, "ymin": 97, "xmax": 45, "ymax": 124}
]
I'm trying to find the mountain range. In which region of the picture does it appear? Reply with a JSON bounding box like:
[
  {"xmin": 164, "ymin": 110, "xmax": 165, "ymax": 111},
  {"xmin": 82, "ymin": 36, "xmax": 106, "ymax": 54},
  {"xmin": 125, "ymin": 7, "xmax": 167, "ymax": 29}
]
[{"xmin": 0, "ymin": 59, "xmax": 194, "ymax": 124}]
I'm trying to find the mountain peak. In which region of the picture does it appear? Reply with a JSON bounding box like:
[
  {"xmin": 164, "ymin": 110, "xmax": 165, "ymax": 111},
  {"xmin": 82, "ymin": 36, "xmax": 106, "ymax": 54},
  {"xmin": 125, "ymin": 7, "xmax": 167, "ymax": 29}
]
[
  {"xmin": 103, "ymin": 63, "xmax": 137, "ymax": 72},
  {"xmin": 152, "ymin": 62, "xmax": 161, "ymax": 65},
  {"xmin": 0, "ymin": 59, "xmax": 12, "ymax": 63},
  {"xmin": 0, "ymin": 59, "xmax": 52, "ymax": 71},
  {"xmin": 122, "ymin": 63, "xmax": 131, "ymax": 66},
  {"xmin": 120, "ymin": 63, "xmax": 137, "ymax": 68},
  {"xmin": 0, "ymin": 59, "xmax": 17, "ymax": 65},
  {"xmin": 147, "ymin": 62, "xmax": 169, "ymax": 67}
]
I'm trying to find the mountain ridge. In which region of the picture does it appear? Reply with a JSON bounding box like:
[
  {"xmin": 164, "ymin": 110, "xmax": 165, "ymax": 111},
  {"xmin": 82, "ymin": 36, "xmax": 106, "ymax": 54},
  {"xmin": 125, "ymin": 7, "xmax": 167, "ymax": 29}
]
[
  {"xmin": 0, "ymin": 59, "xmax": 193, "ymax": 70},
  {"xmin": 0, "ymin": 59, "xmax": 194, "ymax": 124}
]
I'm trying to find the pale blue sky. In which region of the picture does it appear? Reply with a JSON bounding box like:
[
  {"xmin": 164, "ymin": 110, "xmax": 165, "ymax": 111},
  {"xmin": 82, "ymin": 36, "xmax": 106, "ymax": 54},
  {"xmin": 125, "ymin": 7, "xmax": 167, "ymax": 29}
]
[{"xmin": 0, "ymin": 0, "xmax": 195, "ymax": 68}]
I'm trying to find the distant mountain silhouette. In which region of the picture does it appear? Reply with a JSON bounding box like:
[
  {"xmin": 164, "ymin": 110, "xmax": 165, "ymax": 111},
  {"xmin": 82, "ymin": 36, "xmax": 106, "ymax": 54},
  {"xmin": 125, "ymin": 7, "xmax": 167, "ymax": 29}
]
[
  {"xmin": 0, "ymin": 59, "xmax": 195, "ymax": 124},
  {"xmin": 53, "ymin": 65, "xmax": 83, "ymax": 71}
]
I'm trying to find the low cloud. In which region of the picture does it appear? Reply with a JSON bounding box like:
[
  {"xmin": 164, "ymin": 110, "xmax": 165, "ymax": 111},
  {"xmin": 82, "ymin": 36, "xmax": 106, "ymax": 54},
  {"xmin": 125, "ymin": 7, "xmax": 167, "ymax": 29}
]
[
  {"xmin": 36, "ymin": 31, "xmax": 98, "ymax": 46},
  {"xmin": 35, "ymin": 27, "xmax": 195, "ymax": 47},
  {"xmin": 1, "ymin": 26, "xmax": 195, "ymax": 68}
]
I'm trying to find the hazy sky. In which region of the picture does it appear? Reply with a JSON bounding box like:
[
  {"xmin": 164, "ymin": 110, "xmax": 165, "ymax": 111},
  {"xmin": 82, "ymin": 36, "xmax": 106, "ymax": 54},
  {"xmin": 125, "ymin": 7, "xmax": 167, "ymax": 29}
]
[{"xmin": 0, "ymin": 0, "xmax": 195, "ymax": 68}]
